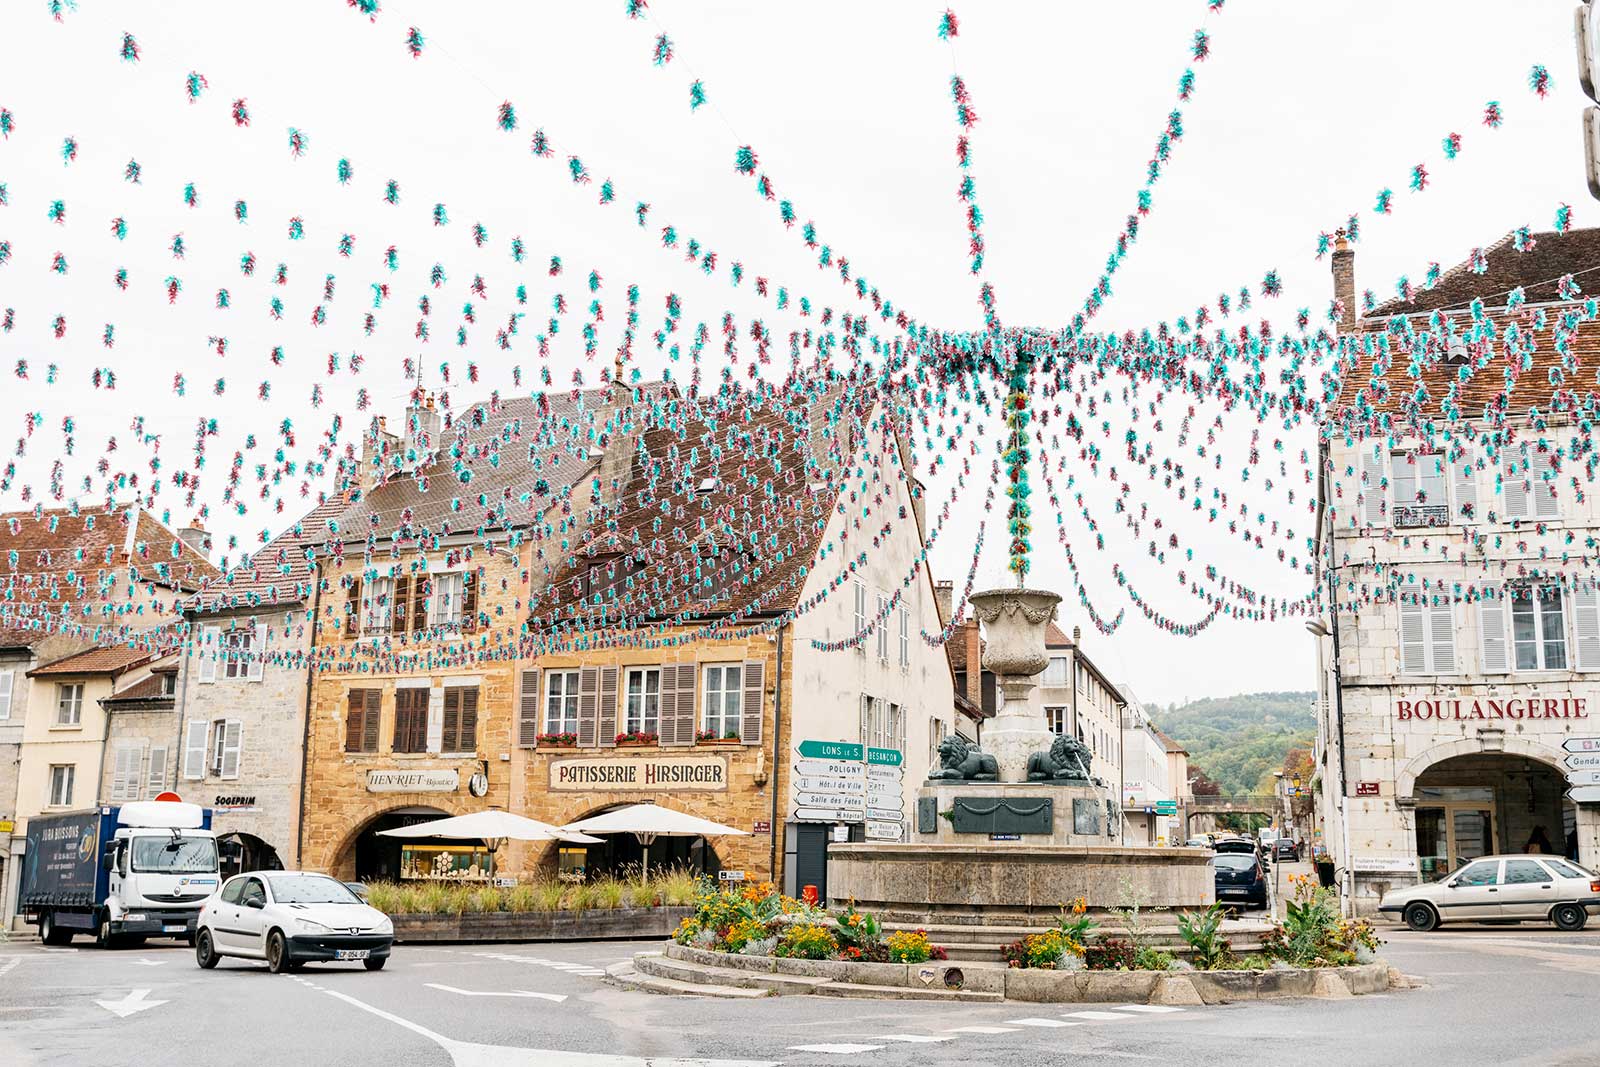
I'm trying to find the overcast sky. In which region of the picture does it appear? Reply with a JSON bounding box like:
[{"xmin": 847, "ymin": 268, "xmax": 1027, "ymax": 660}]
[{"xmin": 0, "ymin": 1, "xmax": 1589, "ymax": 705}]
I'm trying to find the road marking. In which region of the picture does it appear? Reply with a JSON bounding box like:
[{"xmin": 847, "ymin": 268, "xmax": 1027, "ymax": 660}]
[
  {"xmin": 95, "ymin": 989, "xmax": 167, "ymax": 1018},
  {"xmin": 786, "ymin": 1045, "xmax": 884, "ymax": 1054},
  {"xmin": 1064, "ymin": 1010, "xmax": 1135, "ymax": 1021},
  {"xmin": 874, "ymin": 1034, "xmax": 953, "ymax": 1043},
  {"xmin": 424, "ymin": 983, "xmax": 567, "ymax": 1003},
  {"xmin": 473, "ymin": 952, "xmax": 605, "ymax": 976},
  {"xmin": 321, "ymin": 986, "xmax": 777, "ymax": 1065},
  {"xmin": 943, "ymin": 1026, "xmax": 1021, "ymax": 1034},
  {"xmin": 0, "ymin": 958, "xmax": 20, "ymax": 980},
  {"xmin": 1005, "ymin": 1018, "xmax": 1081, "ymax": 1028},
  {"xmin": 1114, "ymin": 1005, "xmax": 1186, "ymax": 1013},
  {"xmin": 128, "ymin": 958, "xmax": 167, "ymax": 967}
]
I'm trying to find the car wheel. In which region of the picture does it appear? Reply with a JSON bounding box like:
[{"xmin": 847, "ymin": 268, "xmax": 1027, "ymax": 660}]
[
  {"xmin": 195, "ymin": 929, "xmax": 220, "ymax": 970},
  {"xmin": 363, "ymin": 956, "xmax": 386, "ymax": 972},
  {"xmin": 1404, "ymin": 903, "xmax": 1439, "ymax": 932},
  {"xmin": 1552, "ymin": 903, "xmax": 1588, "ymax": 931},
  {"xmin": 39, "ymin": 912, "xmax": 72, "ymax": 946},
  {"xmin": 266, "ymin": 931, "xmax": 290, "ymax": 974}
]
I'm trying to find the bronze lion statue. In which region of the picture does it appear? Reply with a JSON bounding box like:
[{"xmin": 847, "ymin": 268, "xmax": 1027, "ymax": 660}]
[
  {"xmin": 926, "ymin": 734, "xmax": 999, "ymax": 781},
  {"xmin": 1027, "ymin": 733, "xmax": 1093, "ymax": 782}
]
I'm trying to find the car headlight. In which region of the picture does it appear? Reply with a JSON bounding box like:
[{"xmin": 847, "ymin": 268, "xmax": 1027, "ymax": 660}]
[
  {"xmin": 372, "ymin": 915, "xmax": 393, "ymax": 935},
  {"xmin": 295, "ymin": 917, "xmax": 332, "ymax": 933}
]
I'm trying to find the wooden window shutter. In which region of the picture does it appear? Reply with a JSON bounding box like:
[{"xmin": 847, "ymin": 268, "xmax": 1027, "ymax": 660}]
[
  {"xmin": 1575, "ymin": 585, "xmax": 1600, "ymax": 671},
  {"xmin": 1533, "ymin": 448, "xmax": 1561, "ymax": 519},
  {"xmin": 1398, "ymin": 599, "xmax": 1426, "ymax": 674},
  {"xmin": 1503, "ymin": 451, "xmax": 1529, "ymax": 519},
  {"xmin": 396, "ymin": 688, "xmax": 428, "ymax": 753},
  {"xmin": 1428, "ymin": 599, "xmax": 1455, "ymax": 674},
  {"xmin": 670, "ymin": 662, "xmax": 697, "ymax": 746},
  {"xmin": 518, "ymin": 669, "xmax": 540, "ymax": 748},
  {"xmin": 598, "ymin": 666, "xmax": 619, "ymax": 747},
  {"xmin": 247, "ymin": 623, "xmax": 266, "ymax": 681},
  {"xmin": 1360, "ymin": 449, "xmax": 1386, "ymax": 526},
  {"xmin": 220, "ymin": 721, "xmax": 244, "ymax": 779},
  {"xmin": 344, "ymin": 578, "xmax": 361, "ymax": 637},
  {"xmin": 741, "ymin": 659, "xmax": 765, "ymax": 745},
  {"xmin": 658, "ymin": 665, "xmax": 681, "ymax": 745},
  {"xmin": 441, "ymin": 688, "xmax": 459, "ymax": 754},
  {"xmin": 198, "ymin": 625, "xmax": 219, "ymax": 684},
  {"xmin": 345, "ymin": 689, "xmax": 366, "ymax": 752},
  {"xmin": 412, "ymin": 577, "xmax": 430, "ymax": 632},
  {"xmin": 459, "ymin": 687, "xmax": 479, "ymax": 752},
  {"xmin": 182, "ymin": 719, "xmax": 208, "ymax": 780},
  {"xmin": 1479, "ymin": 584, "xmax": 1510, "ymax": 673},
  {"xmin": 1452, "ymin": 458, "xmax": 1477, "ymax": 522},
  {"xmin": 363, "ymin": 689, "xmax": 381, "ymax": 753},
  {"xmin": 577, "ymin": 667, "xmax": 600, "ymax": 747},
  {"xmin": 145, "ymin": 744, "xmax": 167, "ymax": 798},
  {"xmin": 392, "ymin": 575, "xmax": 411, "ymax": 634},
  {"xmin": 463, "ymin": 570, "xmax": 480, "ymax": 632}
]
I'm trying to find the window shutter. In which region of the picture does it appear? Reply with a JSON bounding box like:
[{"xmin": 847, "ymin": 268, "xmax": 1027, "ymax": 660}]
[
  {"xmin": 1503, "ymin": 451, "xmax": 1529, "ymax": 519},
  {"xmin": 1533, "ymin": 449, "xmax": 1561, "ymax": 519},
  {"xmin": 247, "ymin": 623, "xmax": 266, "ymax": 681},
  {"xmin": 344, "ymin": 578, "xmax": 361, "ymax": 637},
  {"xmin": 577, "ymin": 667, "xmax": 600, "ymax": 747},
  {"xmin": 1453, "ymin": 459, "xmax": 1477, "ymax": 522},
  {"xmin": 412, "ymin": 576, "xmax": 430, "ymax": 632},
  {"xmin": 345, "ymin": 689, "xmax": 366, "ymax": 752},
  {"xmin": 441, "ymin": 688, "xmax": 459, "ymax": 753},
  {"xmin": 1479, "ymin": 584, "xmax": 1510, "ymax": 673},
  {"xmin": 110, "ymin": 746, "xmax": 137, "ymax": 801},
  {"xmin": 1391, "ymin": 457, "xmax": 1417, "ymax": 510},
  {"xmin": 1399, "ymin": 599, "xmax": 1427, "ymax": 674},
  {"xmin": 1360, "ymin": 448, "xmax": 1386, "ymax": 525},
  {"xmin": 392, "ymin": 575, "xmax": 410, "ymax": 634},
  {"xmin": 181, "ymin": 719, "xmax": 208, "ymax": 780},
  {"xmin": 657, "ymin": 665, "xmax": 679, "ymax": 745},
  {"xmin": 462, "ymin": 570, "xmax": 479, "ymax": 632},
  {"xmin": 396, "ymin": 688, "xmax": 428, "ymax": 753},
  {"xmin": 741, "ymin": 659, "xmax": 765, "ymax": 745},
  {"xmin": 145, "ymin": 745, "xmax": 167, "ymax": 798},
  {"xmin": 446, "ymin": 687, "xmax": 478, "ymax": 752},
  {"xmin": 198, "ymin": 625, "xmax": 218, "ymax": 684},
  {"xmin": 363, "ymin": 689, "xmax": 381, "ymax": 752},
  {"xmin": 1575, "ymin": 585, "xmax": 1600, "ymax": 671},
  {"xmin": 1428, "ymin": 599, "xmax": 1455, "ymax": 674},
  {"xmin": 220, "ymin": 720, "xmax": 243, "ymax": 779},
  {"xmin": 598, "ymin": 666, "xmax": 619, "ymax": 746},
  {"xmin": 673, "ymin": 662, "xmax": 698, "ymax": 746},
  {"xmin": 518, "ymin": 669, "xmax": 540, "ymax": 748}
]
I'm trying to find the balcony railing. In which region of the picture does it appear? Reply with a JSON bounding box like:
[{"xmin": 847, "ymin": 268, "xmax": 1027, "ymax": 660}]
[{"xmin": 1393, "ymin": 503, "xmax": 1450, "ymax": 528}]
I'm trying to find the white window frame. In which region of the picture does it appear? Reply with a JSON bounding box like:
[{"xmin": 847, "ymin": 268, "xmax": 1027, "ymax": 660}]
[
  {"xmin": 1502, "ymin": 445, "xmax": 1561, "ymax": 521},
  {"xmin": 624, "ymin": 667, "xmax": 661, "ymax": 735},
  {"xmin": 432, "ymin": 570, "xmax": 466, "ymax": 628},
  {"xmin": 1399, "ymin": 597, "xmax": 1456, "ymax": 675},
  {"xmin": 1509, "ymin": 584, "xmax": 1569, "ymax": 672},
  {"xmin": 222, "ymin": 627, "xmax": 263, "ymax": 681},
  {"xmin": 544, "ymin": 669, "xmax": 580, "ymax": 735},
  {"xmin": 362, "ymin": 575, "xmax": 394, "ymax": 635},
  {"xmin": 1042, "ymin": 657, "xmax": 1070, "ymax": 687},
  {"xmin": 876, "ymin": 594, "xmax": 889, "ymax": 661},
  {"xmin": 1390, "ymin": 450, "xmax": 1450, "ymax": 529},
  {"xmin": 109, "ymin": 744, "xmax": 143, "ymax": 803},
  {"xmin": 47, "ymin": 764, "xmax": 75, "ymax": 808},
  {"xmin": 1046, "ymin": 706, "xmax": 1067, "ymax": 735},
  {"xmin": 700, "ymin": 664, "xmax": 743, "ymax": 740},
  {"xmin": 55, "ymin": 682, "xmax": 84, "ymax": 726},
  {"xmin": 898, "ymin": 606, "xmax": 909, "ymax": 668},
  {"xmin": 0, "ymin": 668, "xmax": 12, "ymax": 720},
  {"xmin": 853, "ymin": 580, "xmax": 866, "ymax": 653}
]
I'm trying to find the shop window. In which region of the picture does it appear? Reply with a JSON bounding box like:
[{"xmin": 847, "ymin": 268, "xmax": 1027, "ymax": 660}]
[
  {"xmin": 545, "ymin": 670, "xmax": 580, "ymax": 735},
  {"xmin": 401, "ymin": 843, "xmax": 491, "ymax": 882},
  {"xmin": 1399, "ymin": 597, "xmax": 1455, "ymax": 674},
  {"xmin": 558, "ymin": 847, "xmax": 588, "ymax": 884},
  {"xmin": 47, "ymin": 764, "xmax": 75, "ymax": 807},
  {"xmin": 624, "ymin": 667, "xmax": 660, "ymax": 735},
  {"xmin": 56, "ymin": 683, "xmax": 84, "ymax": 726},
  {"xmin": 1390, "ymin": 451, "xmax": 1450, "ymax": 528},
  {"xmin": 394, "ymin": 687, "xmax": 430, "ymax": 754},
  {"xmin": 1510, "ymin": 585, "xmax": 1567, "ymax": 671},
  {"xmin": 701, "ymin": 664, "xmax": 742, "ymax": 740}
]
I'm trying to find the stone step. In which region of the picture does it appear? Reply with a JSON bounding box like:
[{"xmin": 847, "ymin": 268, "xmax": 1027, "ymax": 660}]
[
  {"xmin": 813, "ymin": 981, "xmax": 1003, "ymax": 1003},
  {"xmin": 636, "ymin": 953, "xmax": 832, "ymax": 995},
  {"xmin": 604, "ymin": 961, "xmax": 775, "ymax": 999}
]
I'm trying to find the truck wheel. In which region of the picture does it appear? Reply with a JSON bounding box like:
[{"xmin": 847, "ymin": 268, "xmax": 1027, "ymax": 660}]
[
  {"xmin": 266, "ymin": 931, "xmax": 290, "ymax": 974},
  {"xmin": 39, "ymin": 913, "xmax": 73, "ymax": 946},
  {"xmin": 95, "ymin": 918, "xmax": 117, "ymax": 949}
]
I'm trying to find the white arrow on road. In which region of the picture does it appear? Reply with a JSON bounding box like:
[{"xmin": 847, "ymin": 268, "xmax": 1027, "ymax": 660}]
[
  {"xmin": 128, "ymin": 958, "xmax": 167, "ymax": 967},
  {"xmin": 424, "ymin": 983, "xmax": 567, "ymax": 1003},
  {"xmin": 95, "ymin": 989, "xmax": 167, "ymax": 1018}
]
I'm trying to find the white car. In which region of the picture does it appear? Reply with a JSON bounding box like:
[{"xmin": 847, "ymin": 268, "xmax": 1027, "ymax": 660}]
[
  {"xmin": 1378, "ymin": 855, "xmax": 1600, "ymax": 932},
  {"xmin": 196, "ymin": 871, "xmax": 394, "ymax": 973}
]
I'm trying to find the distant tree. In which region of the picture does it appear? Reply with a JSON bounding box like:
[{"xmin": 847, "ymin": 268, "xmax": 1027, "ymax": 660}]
[{"xmin": 1189, "ymin": 768, "xmax": 1223, "ymax": 796}]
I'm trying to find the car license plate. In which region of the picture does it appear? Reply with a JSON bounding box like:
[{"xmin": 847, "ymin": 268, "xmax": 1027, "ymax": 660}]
[
  {"xmin": 163, "ymin": 924, "xmax": 186, "ymax": 933},
  {"xmin": 1221, "ymin": 888, "xmax": 1248, "ymax": 895},
  {"xmin": 335, "ymin": 949, "xmax": 370, "ymax": 961}
]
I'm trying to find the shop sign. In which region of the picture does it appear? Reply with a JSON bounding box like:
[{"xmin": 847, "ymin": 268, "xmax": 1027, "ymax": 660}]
[
  {"xmin": 1395, "ymin": 696, "xmax": 1588, "ymax": 722},
  {"xmin": 211, "ymin": 795, "xmax": 259, "ymax": 812},
  {"xmin": 548, "ymin": 756, "xmax": 727, "ymax": 792},
  {"xmin": 1351, "ymin": 855, "xmax": 1415, "ymax": 873},
  {"xmin": 1355, "ymin": 782, "xmax": 1380, "ymax": 796},
  {"xmin": 366, "ymin": 769, "xmax": 460, "ymax": 793}
]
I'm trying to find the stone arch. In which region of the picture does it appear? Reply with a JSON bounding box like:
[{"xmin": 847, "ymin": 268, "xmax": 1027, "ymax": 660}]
[
  {"xmin": 1395, "ymin": 735, "xmax": 1567, "ymax": 800},
  {"xmin": 318, "ymin": 797, "xmax": 465, "ymax": 877}
]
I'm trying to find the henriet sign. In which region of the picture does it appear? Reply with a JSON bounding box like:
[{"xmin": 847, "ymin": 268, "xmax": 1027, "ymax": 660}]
[{"xmin": 1394, "ymin": 696, "xmax": 1588, "ymax": 722}]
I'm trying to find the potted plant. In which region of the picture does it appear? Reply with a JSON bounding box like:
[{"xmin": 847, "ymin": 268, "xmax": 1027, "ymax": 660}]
[
  {"xmin": 537, "ymin": 731, "xmax": 578, "ymax": 748},
  {"xmin": 695, "ymin": 728, "xmax": 742, "ymax": 745},
  {"xmin": 615, "ymin": 730, "xmax": 660, "ymax": 747}
]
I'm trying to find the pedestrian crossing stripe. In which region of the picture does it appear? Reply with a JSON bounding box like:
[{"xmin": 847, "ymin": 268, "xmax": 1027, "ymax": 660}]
[
  {"xmin": 873, "ymin": 1034, "xmax": 954, "ymax": 1042},
  {"xmin": 787, "ymin": 1044, "xmax": 885, "ymax": 1054},
  {"xmin": 943, "ymin": 1026, "xmax": 1021, "ymax": 1034},
  {"xmin": 1005, "ymin": 1018, "xmax": 1081, "ymax": 1027},
  {"xmin": 1066, "ymin": 1010, "xmax": 1138, "ymax": 1020}
]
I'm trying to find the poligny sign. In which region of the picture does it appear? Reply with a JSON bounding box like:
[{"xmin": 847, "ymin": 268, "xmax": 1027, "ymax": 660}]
[{"xmin": 1394, "ymin": 695, "xmax": 1589, "ymax": 724}]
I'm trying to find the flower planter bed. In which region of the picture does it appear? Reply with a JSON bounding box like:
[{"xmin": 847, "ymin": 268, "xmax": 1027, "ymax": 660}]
[{"xmin": 392, "ymin": 905, "xmax": 692, "ymax": 943}]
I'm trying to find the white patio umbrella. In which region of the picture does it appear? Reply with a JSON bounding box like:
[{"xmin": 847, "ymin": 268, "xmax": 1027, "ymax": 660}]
[
  {"xmin": 563, "ymin": 803, "xmax": 750, "ymax": 877},
  {"xmin": 378, "ymin": 810, "xmax": 601, "ymax": 879}
]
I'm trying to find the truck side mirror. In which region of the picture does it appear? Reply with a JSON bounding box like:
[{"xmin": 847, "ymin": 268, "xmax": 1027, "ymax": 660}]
[{"xmin": 102, "ymin": 842, "xmax": 117, "ymax": 871}]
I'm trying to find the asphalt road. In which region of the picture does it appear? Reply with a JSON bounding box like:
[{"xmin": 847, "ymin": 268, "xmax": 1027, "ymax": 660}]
[{"xmin": 4, "ymin": 921, "xmax": 1600, "ymax": 1067}]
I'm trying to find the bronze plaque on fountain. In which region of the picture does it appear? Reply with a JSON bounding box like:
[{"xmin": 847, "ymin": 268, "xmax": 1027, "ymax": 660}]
[{"xmin": 948, "ymin": 796, "xmax": 1053, "ymax": 835}]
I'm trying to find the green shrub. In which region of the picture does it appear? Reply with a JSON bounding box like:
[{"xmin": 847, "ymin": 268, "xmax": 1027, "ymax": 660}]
[
  {"xmin": 1134, "ymin": 947, "xmax": 1174, "ymax": 971},
  {"xmin": 597, "ymin": 879, "xmax": 626, "ymax": 910},
  {"xmin": 1176, "ymin": 903, "xmax": 1232, "ymax": 970},
  {"xmin": 1084, "ymin": 937, "xmax": 1136, "ymax": 971},
  {"xmin": 536, "ymin": 881, "xmax": 567, "ymax": 911}
]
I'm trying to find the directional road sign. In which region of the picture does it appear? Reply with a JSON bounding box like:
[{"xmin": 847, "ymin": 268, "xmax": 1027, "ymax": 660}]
[
  {"xmin": 1565, "ymin": 752, "xmax": 1600, "ymax": 772},
  {"xmin": 794, "ymin": 806, "xmax": 864, "ymax": 823},
  {"xmin": 796, "ymin": 740, "xmax": 864, "ymax": 761},
  {"xmin": 1566, "ymin": 769, "xmax": 1600, "ymax": 787},
  {"xmin": 1562, "ymin": 737, "xmax": 1600, "ymax": 753}
]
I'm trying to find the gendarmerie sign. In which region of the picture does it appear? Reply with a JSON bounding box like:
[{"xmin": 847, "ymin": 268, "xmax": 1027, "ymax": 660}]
[
  {"xmin": 366, "ymin": 769, "xmax": 460, "ymax": 793},
  {"xmin": 549, "ymin": 756, "xmax": 728, "ymax": 792},
  {"xmin": 1395, "ymin": 696, "xmax": 1589, "ymax": 722}
]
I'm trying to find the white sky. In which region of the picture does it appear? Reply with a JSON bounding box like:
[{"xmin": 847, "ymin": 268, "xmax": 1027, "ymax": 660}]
[{"xmin": 0, "ymin": 1, "xmax": 1589, "ymax": 705}]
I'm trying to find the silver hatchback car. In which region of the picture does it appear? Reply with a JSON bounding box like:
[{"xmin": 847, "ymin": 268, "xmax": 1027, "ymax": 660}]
[{"xmin": 1379, "ymin": 855, "xmax": 1600, "ymax": 932}]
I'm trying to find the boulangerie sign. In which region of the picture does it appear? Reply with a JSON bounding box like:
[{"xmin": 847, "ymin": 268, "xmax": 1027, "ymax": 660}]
[{"xmin": 1394, "ymin": 695, "xmax": 1589, "ymax": 722}]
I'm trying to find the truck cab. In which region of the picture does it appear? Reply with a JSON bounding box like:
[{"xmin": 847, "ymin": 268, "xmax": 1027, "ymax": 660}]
[{"xmin": 101, "ymin": 802, "xmax": 222, "ymax": 942}]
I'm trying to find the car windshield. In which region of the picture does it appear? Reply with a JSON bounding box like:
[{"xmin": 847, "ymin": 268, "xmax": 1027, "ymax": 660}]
[
  {"xmin": 1213, "ymin": 854, "xmax": 1256, "ymax": 870},
  {"xmin": 131, "ymin": 835, "xmax": 218, "ymax": 874},
  {"xmin": 270, "ymin": 875, "xmax": 361, "ymax": 904},
  {"xmin": 1215, "ymin": 841, "xmax": 1254, "ymax": 853}
]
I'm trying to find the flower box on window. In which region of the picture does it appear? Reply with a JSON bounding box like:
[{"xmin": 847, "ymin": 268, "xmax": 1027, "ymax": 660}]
[
  {"xmin": 537, "ymin": 732, "xmax": 578, "ymax": 749},
  {"xmin": 615, "ymin": 731, "xmax": 659, "ymax": 747},
  {"xmin": 694, "ymin": 729, "xmax": 742, "ymax": 745}
]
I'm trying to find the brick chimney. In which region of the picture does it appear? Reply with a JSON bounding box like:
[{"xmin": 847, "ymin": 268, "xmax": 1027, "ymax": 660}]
[
  {"xmin": 177, "ymin": 516, "xmax": 210, "ymax": 557},
  {"xmin": 934, "ymin": 580, "xmax": 954, "ymax": 627},
  {"xmin": 1331, "ymin": 231, "xmax": 1356, "ymax": 331},
  {"xmin": 403, "ymin": 393, "xmax": 442, "ymax": 470},
  {"xmin": 361, "ymin": 415, "xmax": 400, "ymax": 492},
  {"xmin": 964, "ymin": 620, "xmax": 982, "ymax": 708}
]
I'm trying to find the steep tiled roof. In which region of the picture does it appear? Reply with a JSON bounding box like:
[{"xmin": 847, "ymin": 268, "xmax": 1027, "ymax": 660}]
[
  {"xmin": 1369, "ymin": 229, "xmax": 1600, "ymax": 317},
  {"xmin": 1150, "ymin": 724, "xmax": 1188, "ymax": 755},
  {"xmin": 0, "ymin": 506, "xmax": 219, "ymax": 649},
  {"xmin": 29, "ymin": 644, "xmax": 156, "ymax": 676},
  {"xmin": 1044, "ymin": 622, "xmax": 1073, "ymax": 648},
  {"xmin": 192, "ymin": 496, "xmax": 348, "ymax": 612},
  {"xmin": 101, "ymin": 672, "xmax": 174, "ymax": 704}
]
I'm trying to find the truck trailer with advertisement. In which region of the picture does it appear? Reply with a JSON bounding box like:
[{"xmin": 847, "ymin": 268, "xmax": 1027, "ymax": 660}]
[{"xmin": 21, "ymin": 801, "xmax": 220, "ymax": 946}]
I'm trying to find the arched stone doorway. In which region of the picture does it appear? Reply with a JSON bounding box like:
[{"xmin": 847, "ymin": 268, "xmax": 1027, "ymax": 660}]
[
  {"xmin": 336, "ymin": 806, "xmax": 451, "ymax": 883},
  {"xmin": 216, "ymin": 832, "xmax": 284, "ymax": 879}
]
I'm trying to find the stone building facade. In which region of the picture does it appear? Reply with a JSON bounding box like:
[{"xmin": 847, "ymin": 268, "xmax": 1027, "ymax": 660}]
[{"xmin": 1312, "ymin": 228, "xmax": 1600, "ymax": 913}]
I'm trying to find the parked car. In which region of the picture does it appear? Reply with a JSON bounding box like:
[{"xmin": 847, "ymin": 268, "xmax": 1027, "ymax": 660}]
[
  {"xmin": 1211, "ymin": 852, "xmax": 1269, "ymax": 910},
  {"xmin": 1184, "ymin": 837, "xmax": 1213, "ymax": 849},
  {"xmin": 1379, "ymin": 855, "xmax": 1600, "ymax": 932},
  {"xmin": 196, "ymin": 871, "xmax": 394, "ymax": 973},
  {"xmin": 1272, "ymin": 838, "xmax": 1301, "ymax": 862},
  {"xmin": 1214, "ymin": 836, "xmax": 1266, "ymax": 865}
]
